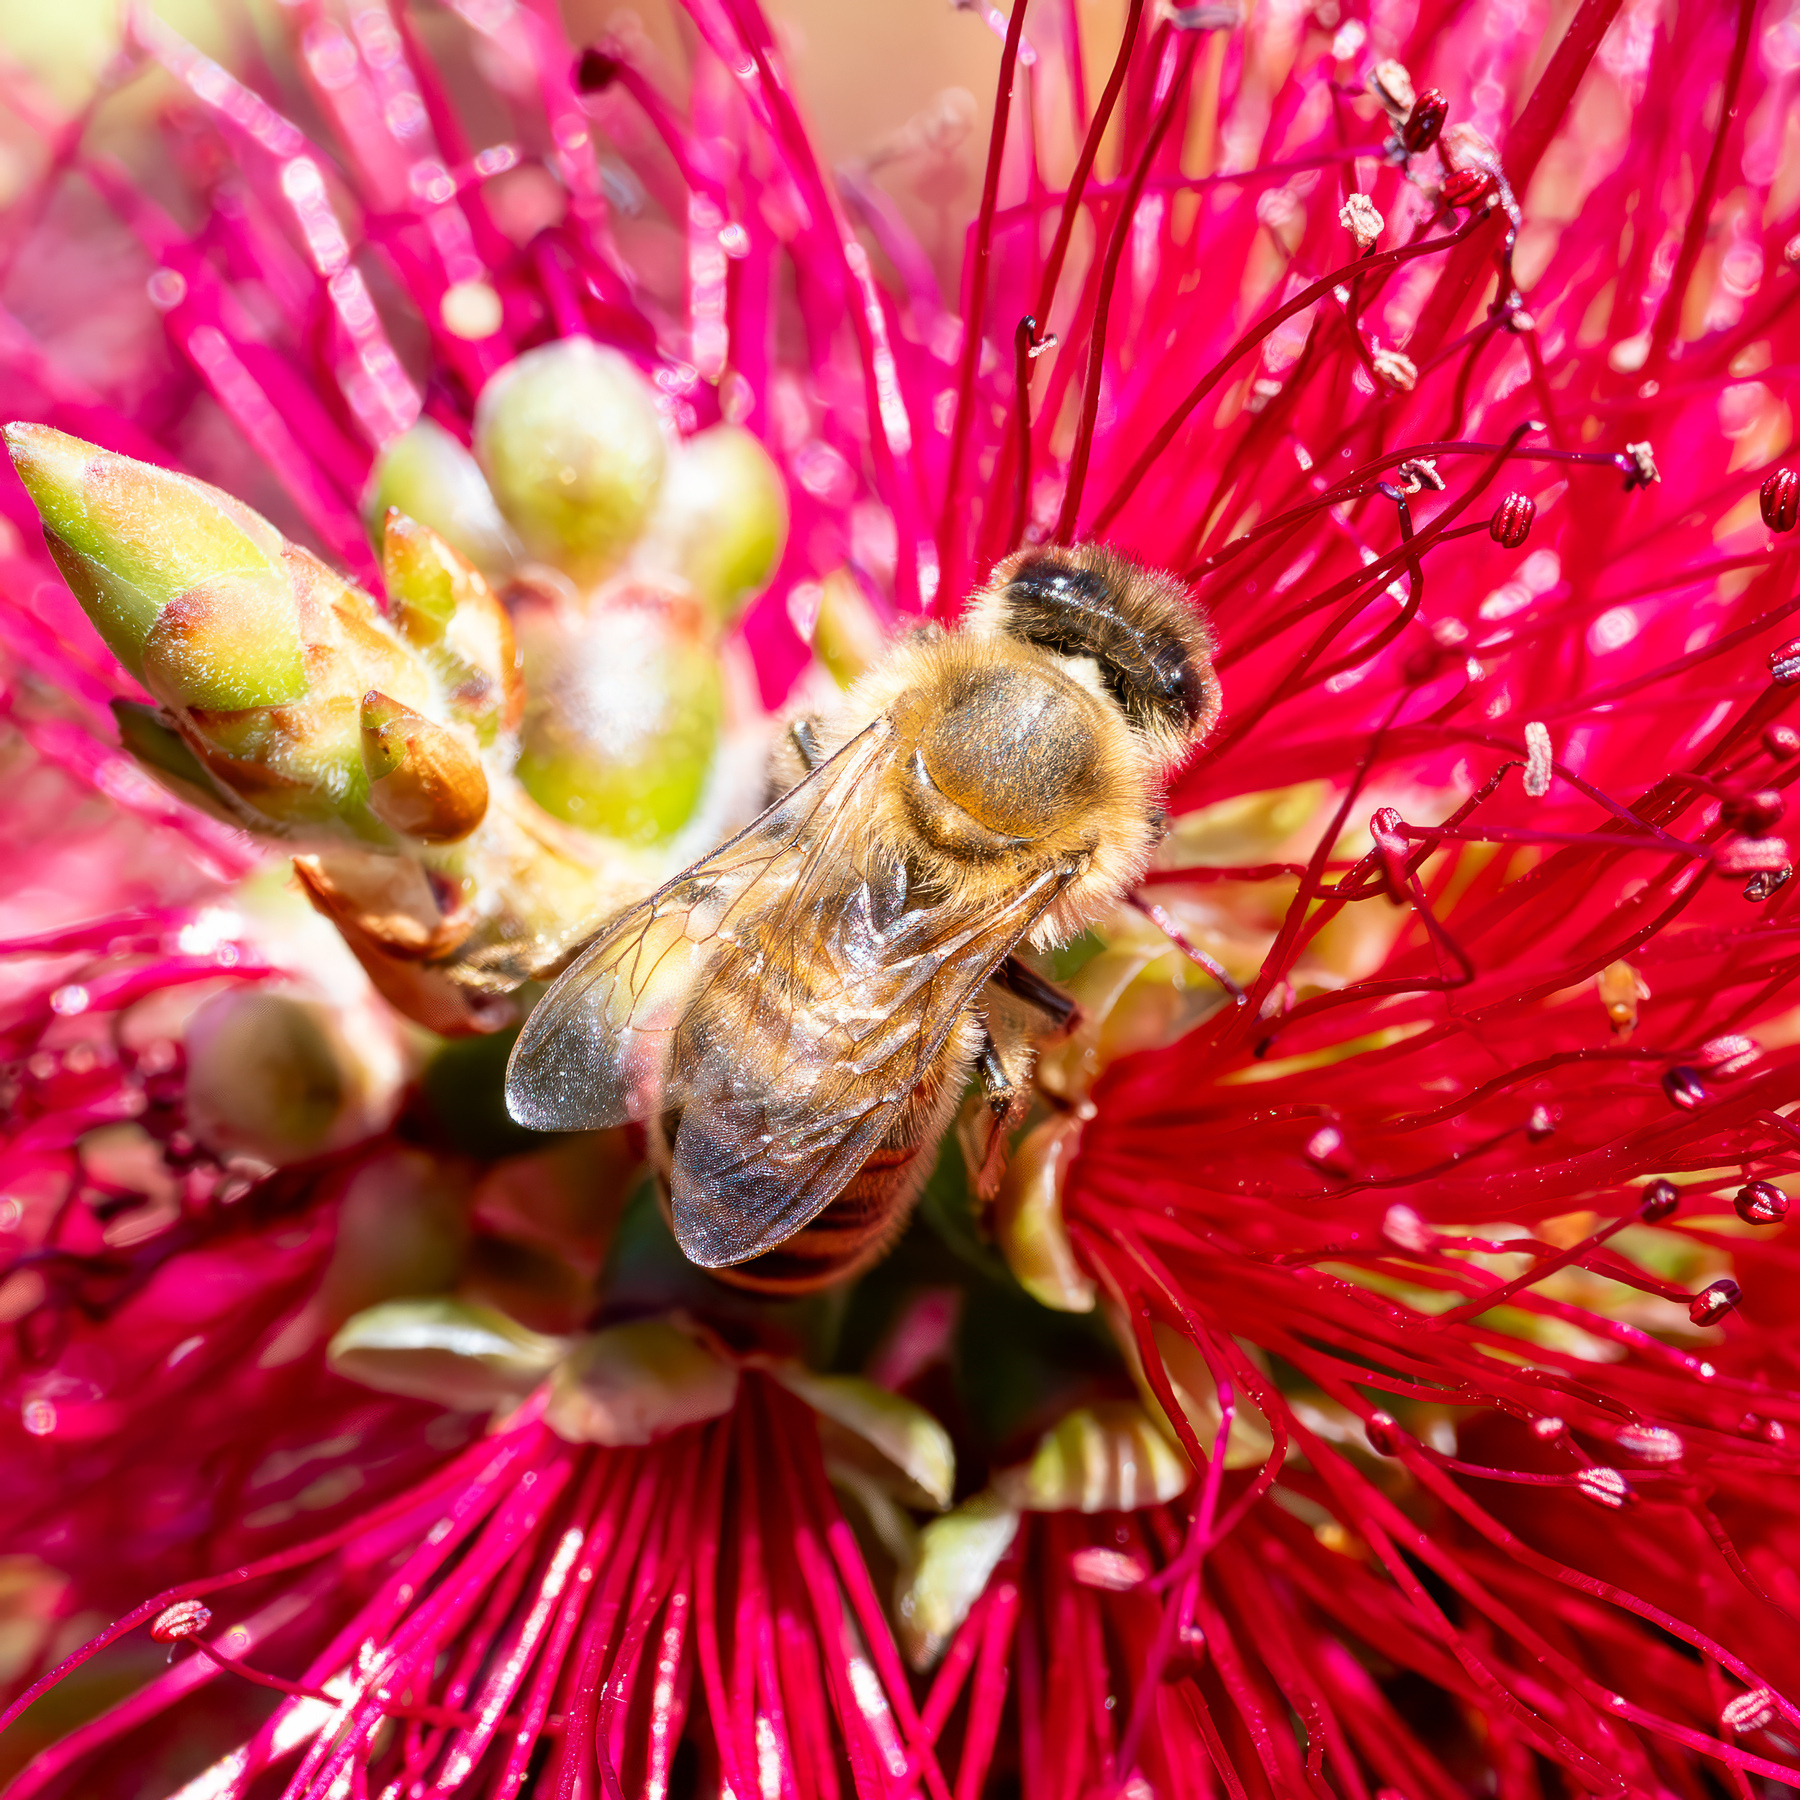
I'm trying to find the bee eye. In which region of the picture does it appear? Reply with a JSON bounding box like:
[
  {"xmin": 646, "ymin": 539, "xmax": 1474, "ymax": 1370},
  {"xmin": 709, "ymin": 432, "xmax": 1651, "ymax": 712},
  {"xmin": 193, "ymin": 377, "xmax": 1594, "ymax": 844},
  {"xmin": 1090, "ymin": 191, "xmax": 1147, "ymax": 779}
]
[{"xmin": 1172, "ymin": 655, "xmax": 1208, "ymax": 728}]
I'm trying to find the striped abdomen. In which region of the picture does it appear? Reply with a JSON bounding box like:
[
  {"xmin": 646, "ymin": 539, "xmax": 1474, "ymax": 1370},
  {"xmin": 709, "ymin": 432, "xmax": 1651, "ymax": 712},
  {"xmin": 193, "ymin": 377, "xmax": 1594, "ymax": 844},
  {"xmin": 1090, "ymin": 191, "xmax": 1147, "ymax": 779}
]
[{"xmin": 707, "ymin": 1136, "xmax": 925, "ymax": 1295}]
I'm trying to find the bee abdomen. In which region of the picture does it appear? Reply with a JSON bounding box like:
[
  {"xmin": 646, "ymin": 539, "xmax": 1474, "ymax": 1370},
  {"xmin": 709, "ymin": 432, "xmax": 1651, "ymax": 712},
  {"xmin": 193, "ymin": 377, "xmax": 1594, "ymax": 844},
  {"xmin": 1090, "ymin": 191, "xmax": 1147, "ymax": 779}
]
[{"xmin": 708, "ymin": 1139, "xmax": 923, "ymax": 1296}]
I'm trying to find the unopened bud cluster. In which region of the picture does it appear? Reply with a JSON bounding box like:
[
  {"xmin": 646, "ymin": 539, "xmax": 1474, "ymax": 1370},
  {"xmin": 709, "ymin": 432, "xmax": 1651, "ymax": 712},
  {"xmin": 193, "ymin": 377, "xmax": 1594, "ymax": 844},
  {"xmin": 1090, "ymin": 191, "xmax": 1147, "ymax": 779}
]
[
  {"xmin": 7, "ymin": 341, "xmax": 790, "ymax": 1033},
  {"xmin": 369, "ymin": 340, "xmax": 788, "ymax": 852}
]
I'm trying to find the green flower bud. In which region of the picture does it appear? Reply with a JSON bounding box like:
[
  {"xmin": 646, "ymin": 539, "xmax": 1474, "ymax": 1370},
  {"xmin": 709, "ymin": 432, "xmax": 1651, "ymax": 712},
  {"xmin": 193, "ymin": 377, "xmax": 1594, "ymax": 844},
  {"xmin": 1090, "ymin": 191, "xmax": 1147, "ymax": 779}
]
[
  {"xmin": 1103, "ymin": 1302, "xmax": 1275, "ymax": 1471},
  {"xmin": 6, "ymin": 422, "xmax": 303, "ymax": 702},
  {"xmin": 992, "ymin": 1115, "xmax": 1096, "ymax": 1313},
  {"xmin": 1037, "ymin": 907, "xmax": 1243, "ymax": 1106},
  {"xmin": 381, "ymin": 510, "xmax": 523, "ymax": 746},
  {"xmin": 183, "ymin": 988, "xmax": 399, "ymax": 1165},
  {"xmin": 544, "ymin": 1317, "xmax": 738, "ymax": 1445},
  {"xmin": 774, "ymin": 1368, "xmax": 955, "ymax": 1509},
  {"xmin": 992, "ymin": 1400, "xmax": 1193, "ymax": 1513},
  {"xmin": 473, "ymin": 340, "xmax": 666, "ymax": 582},
  {"xmin": 361, "ymin": 690, "xmax": 489, "ymax": 843},
  {"xmin": 895, "ymin": 1492, "xmax": 1021, "ymax": 1671},
  {"xmin": 13, "ymin": 427, "xmax": 646, "ymax": 1033},
  {"xmin": 327, "ymin": 1297, "xmax": 566, "ymax": 1411},
  {"xmin": 809, "ymin": 568, "xmax": 889, "ymax": 689},
  {"xmin": 513, "ymin": 578, "xmax": 722, "ymax": 845},
  {"xmin": 363, "ymin": 417, "xmax": 520, "ymax": 578},
  {"xmin": 635, "ymin": 424, "xmax": 788, "ymax": 626},
  {"xmin": 315, "ymin": 1148, "xmax": 473, "ymax": 1325}
]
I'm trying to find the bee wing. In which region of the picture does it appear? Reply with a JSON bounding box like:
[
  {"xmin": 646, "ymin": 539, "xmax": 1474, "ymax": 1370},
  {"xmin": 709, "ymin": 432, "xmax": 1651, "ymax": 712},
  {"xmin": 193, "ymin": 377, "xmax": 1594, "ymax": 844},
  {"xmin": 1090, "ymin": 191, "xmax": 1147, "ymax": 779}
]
[
  {"xmin": 504, "ymin": 722, "xmax": 897, "ymax": 1133},
  {"xmin": 665, "ymin": 850, "xmax": 1078, "ymax": 1270}
]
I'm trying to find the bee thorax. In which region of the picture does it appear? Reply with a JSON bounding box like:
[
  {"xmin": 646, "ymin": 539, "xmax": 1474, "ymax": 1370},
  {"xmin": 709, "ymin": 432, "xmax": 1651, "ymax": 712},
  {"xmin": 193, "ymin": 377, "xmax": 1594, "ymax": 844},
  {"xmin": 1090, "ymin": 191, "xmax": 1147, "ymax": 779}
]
[{"xmin": 909, "ymin": 664, "xmax": 1103, "ymax": 845}]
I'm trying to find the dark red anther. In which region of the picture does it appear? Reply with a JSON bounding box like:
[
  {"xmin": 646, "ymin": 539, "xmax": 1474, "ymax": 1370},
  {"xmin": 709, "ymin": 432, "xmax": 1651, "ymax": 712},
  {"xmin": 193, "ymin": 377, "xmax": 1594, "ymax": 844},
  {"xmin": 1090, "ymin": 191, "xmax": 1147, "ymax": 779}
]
[
  {"xmin": 1439, "ymin": 168, "xmax": 1493, "ymax": 210},
  {"xmin": 151, "ymin": 1599, "xmax": 213, "ymax": 1643},
  {"xmin": 1744, "ymin": 865, "xmax": 1793, "ymax": 902},
  {"xmin": 1769, "ymin": 638, "xmax": 1800, "ymax": 685},
  {"xmin": 1640, "ymin": 1178, "xmax": 1680, "ymax": 1222},
  {"xmin": 1689, "ymin": 1277, "xmax": 1742, "ymax": 1327},
  {"xmin": 1722, "ymin": 790, "xmax": 1785, "ymax": 832},
  {"xmin": 1761, "ymin": 467, "xmax": 1799, "ymax": 533},
  {"xmin": 1489, "ymin": 492, "xmax": 1535, "ymax": 549},
  {"xmin": 1735, "ymin": 1180, "xmax": 1789, "ymax": 1225},
  {"xmin": 575, "ymin": 46, "xmax": 622, "ymax": 91},
  {"xmin": 1662, "ymin": 1066, "xmax": 1706, "ymax": 1110},
  {"xmin": 1401, "ymin": 89, "xmax": 1448, "ymax": 155},
  {"xmin": 1369, "ymin": 805, "xmax": 1409, "ymax": 896},
  {"xmin": 1764, "ymin": 724, "xmax": 1800, "ymax": 760},
  {"xmin": 1364, "ymin": 1412, "xmax": 1402, "ymax": 1456}
]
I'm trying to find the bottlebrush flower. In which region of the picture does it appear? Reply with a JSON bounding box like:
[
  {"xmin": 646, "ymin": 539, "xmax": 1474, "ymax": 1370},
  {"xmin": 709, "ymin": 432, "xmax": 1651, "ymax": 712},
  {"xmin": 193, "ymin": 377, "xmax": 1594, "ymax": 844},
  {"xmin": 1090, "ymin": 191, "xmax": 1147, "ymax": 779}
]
[{"xmin": 5, "ymin": 0, "xmax": 1800, "ymax": 1794}]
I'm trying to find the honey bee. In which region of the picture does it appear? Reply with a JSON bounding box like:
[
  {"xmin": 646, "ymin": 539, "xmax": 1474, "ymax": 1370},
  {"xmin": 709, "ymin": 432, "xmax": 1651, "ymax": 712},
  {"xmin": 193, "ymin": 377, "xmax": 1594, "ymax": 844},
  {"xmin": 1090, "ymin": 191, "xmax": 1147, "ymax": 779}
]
[{"xmin": 505, "ymin": 545, "xmax": 1220, "ymax": 1293}]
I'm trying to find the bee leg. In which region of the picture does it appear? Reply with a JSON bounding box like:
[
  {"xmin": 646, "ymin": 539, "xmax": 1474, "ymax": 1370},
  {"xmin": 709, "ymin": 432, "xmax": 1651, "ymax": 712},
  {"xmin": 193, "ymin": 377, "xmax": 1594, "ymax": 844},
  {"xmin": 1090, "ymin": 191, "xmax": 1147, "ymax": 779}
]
[
  {"xmin": 767, "ymin": 713, "xmax": 831, "ymax": 800},
  {"xmin": 991, "ymin": 955, "xmax": 1082, "ymax": 1039},
  {"xmin": 971, "ymin": 1021, "xmax": 1031, "ymax": 1201},
  {"xmin": 788, "ymin": 716, "xmax": 826, "ymax": 771}
]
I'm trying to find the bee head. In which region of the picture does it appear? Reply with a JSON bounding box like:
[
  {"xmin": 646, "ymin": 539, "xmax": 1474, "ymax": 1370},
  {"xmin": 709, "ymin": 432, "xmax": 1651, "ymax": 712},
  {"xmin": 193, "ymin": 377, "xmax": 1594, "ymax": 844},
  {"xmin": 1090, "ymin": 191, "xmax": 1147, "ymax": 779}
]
[{"xmin": 968, "ymin": 545, "xmax": 1220, "ymax": 771}]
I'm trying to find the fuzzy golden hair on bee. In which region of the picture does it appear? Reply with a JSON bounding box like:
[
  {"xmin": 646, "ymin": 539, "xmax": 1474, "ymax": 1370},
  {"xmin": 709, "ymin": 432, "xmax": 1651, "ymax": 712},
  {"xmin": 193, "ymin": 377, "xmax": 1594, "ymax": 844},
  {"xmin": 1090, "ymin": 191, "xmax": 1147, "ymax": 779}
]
[
  {"xmin": 825, "ymin": 629, "xmax": 1158, "ymax": 947},
  {"xmin": 964, "ymin": 542, "xmax": 1221, "ymax": 775}
]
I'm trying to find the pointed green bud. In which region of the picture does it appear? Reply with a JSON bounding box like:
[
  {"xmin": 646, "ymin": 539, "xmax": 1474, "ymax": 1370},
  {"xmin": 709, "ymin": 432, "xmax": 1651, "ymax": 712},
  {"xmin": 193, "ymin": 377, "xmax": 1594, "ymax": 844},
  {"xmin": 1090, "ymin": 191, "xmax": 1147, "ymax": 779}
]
[
  {"xmin": 360, "ymin": 690, "xmax": 489, "ymax": 843},
  {"xmin": 895, "ymin": 1492, "xmax": 1021, "ymax": 1671},
  {"xmin": 513, "ymin": 579, "xmax": 721, "ymax": 845},
  {"xmin": 473, "ymin": 340, "xmax": 666, "ymax": 583},
  {"xmin": 775, "ymin": 1368, "xmax": 955, "ymax": 1509},
  {"xmin": 1103, "ymin": 1303, "xmax": 1276, "ymax": 1472},
  {"xmin": 141, "ymin": 569, "xmax": 309, "ymax": 712},
  {"xmin": 381, "ymin": 509, "xmax": 459, "ymax": 645},
  {"xmin": 184, "ymin": 989, "xmax": 395, "ymax": 1165},
  {"xmin": 6, "ymin": 424, "xmax": 303, "ymax": 703},
  {"xmin": 993, "ymin": 1116, "xmax": 1096, "ymax": 1313},
  {"xmin": 992, "ymin": 1401, "xmax": 1193, "ymax": 1513},
  {"xmin": 363, "ymin": 417, "xmax": 520, "ymax": 578},
  {"xmin": 809, "ymin": 569, "xmax": 889, "ymax": 689},
  {"xmin": 327, "ymin": 1296, "xmax": 566, "ymax": 1411},
  {"xmin": 317, "ymin": 1149, "xmax": 472, "ymax": 1325},
  {"xmin": 381, "ymin": 511, "xmax": 522, "ymax": 744},
  {"xmin": 545, "ymin": 1317, "xmax": 738, "ymax": 1445},
  {"xmin": 635, "ymin": 424, "xmax": 788, "ymax": 626}
]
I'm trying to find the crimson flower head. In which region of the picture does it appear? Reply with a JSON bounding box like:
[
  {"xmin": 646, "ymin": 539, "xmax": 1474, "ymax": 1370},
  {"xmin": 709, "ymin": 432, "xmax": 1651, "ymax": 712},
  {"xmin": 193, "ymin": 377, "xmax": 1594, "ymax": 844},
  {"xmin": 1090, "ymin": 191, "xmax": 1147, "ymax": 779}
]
[{"xmin": 3, "ymin": 1, "xmax": 1800, "ymax": 1795}]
